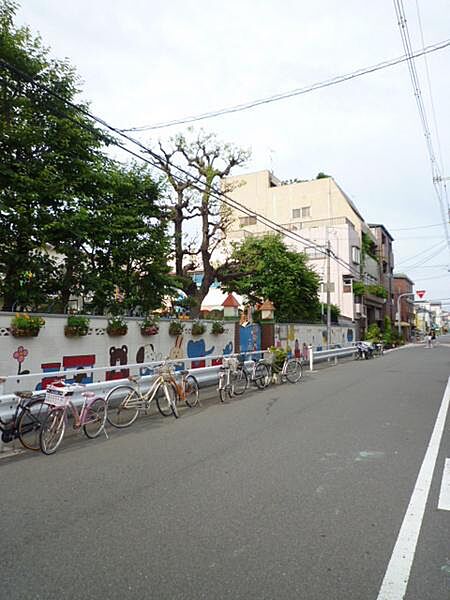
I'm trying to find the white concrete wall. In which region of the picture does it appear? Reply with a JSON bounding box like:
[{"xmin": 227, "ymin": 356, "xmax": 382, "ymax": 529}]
[
  {"xmin": 274, "ymin": 323, "xmax": 356, "ymax": 354},
  {"xmin": 0, "ymin": 314, "xmax": 235, "ymax": 392}
]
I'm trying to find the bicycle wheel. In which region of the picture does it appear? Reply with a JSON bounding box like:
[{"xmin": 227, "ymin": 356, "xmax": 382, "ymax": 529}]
[
  {"xmin": 83, "ymin": 398, "xmax": 107, "ymax": 439},
  {"xmin": 17, "ymin": 398, "xmax": 51, "ymax": 451},
  {"xmin": 232, "ymin": 368, "xmax": 248, "ymax": 396},
  {"xmin": 106, "ymin": 385, "xmax": 140, "ymax": 428},
  {"xmin": 218, "ymin": 370, "xmax": 228, "ymax": 403},
  {"xmin": 156, "ymin": 383, "xmax": 179, "ymax": 418},
  {"xmin": 184, "ymin": 375, "xmax": 200, "ymax": 408},
  {"xmin": 285, "ymin": 359, "xmax": 303, "ymax": 383},
  {"xmin": 253, "ymin": 363, "xmax": 270, "ymax": 389},
  {"xmin": 40, "ymin": 408, "xmax": 66, "ymax": 455}
]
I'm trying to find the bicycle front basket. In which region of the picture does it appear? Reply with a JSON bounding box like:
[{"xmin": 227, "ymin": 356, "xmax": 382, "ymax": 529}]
[
  {"xmin": 45, "ymin": 385, "xmax": 70, "ymax": 407},
  {"xmin": 223, "ymin": 357, "xmax": 238, "ymax": 370}
]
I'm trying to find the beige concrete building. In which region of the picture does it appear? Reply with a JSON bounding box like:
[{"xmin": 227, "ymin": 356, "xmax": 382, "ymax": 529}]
[{"xmin": 222, "ymin": 170, "xmax": 382, "ymax": 324}]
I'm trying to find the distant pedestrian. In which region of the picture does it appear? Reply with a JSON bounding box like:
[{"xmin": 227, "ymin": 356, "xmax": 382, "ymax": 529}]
[
  {"xmin": 426, "ymin": 332, "xmax": 432, "ymax": 349},
  {"xmin": 431, "ymin": 330, "xmax": 436, "ymax": 347}
]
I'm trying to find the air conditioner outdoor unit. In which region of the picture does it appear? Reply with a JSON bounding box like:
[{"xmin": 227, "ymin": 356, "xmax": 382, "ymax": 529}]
[{"xmin": 355, "ymin": 303, "xmax": 366, "ymax": 317}]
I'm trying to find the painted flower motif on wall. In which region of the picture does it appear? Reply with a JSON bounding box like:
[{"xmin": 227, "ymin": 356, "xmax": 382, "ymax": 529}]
[{"xmin": 13, "ymin": 345, "xmax": 30, "ymax": 375}]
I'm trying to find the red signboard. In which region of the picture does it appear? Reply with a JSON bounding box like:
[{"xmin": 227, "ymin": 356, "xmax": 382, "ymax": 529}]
[{"xmin": 416, "ymin": 290, "xmax": 426, "ymax": 298}]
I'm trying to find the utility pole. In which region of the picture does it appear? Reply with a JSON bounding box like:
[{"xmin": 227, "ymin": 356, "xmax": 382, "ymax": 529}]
[
  {"xmin": 326, "ymin": 178, "xmax": 332, "ymax": 349},
  {"xmin": 326, "ymin": 240, "xmax": 331, "ymax": 349}
]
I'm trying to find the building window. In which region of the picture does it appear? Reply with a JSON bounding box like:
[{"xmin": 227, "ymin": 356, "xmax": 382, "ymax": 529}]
[
  {"xmin": 292, "ymin": 207, "xmax": 310, "ymax": 219},
  {"xmin": 352, "ymin": 246, "xmax": 360, "ymax": 265},
  {"xmin": 239, "ymin": 216, "xmax": 257, "ymax": 226},
  {"xmin": 343, "ymin": 276, "xmax": 352, "ymax": 293}
]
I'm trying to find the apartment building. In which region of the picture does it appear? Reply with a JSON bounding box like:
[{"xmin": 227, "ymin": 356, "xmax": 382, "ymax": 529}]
[
  {"xmin": 369, "ymin": 224, "xmax": 395, "ymax": 322},
  {"xmin": 223, "ymin": 170, "xmax": 385, "ymax": 329},
  {"xmin": 393, "ymin": 274, "xmax": 415, "ymax": 339}
]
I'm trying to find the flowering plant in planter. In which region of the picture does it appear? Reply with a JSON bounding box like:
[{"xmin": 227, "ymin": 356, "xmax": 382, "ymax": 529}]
[
  {"xmin": 64, "ymin": 314, "xmax": 90, "ymax": 337},
  {"xmin": 10, "ymin": 313, "xmax": 45, "ymax": 337},
  {"xmin": 139, "ymin": 315, "xmax": 159, "ymax": 336},
  {"xmin": 191, "ymin": 321, "xmax": 206, "ymax": 336},
  {"xmin": 211, "ymin": 320, "xmax": 225, "ymax": 335},
  {"xmin": 168, "ymin": 320, "xmax": 184, "ymax": 336},
  {"xmin": 106, "ymin": 315, "xmax": 128, "ymax": 336}
]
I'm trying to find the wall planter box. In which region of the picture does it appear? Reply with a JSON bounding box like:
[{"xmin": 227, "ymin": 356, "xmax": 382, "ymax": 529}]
[
  {"xmin": 10, "ymin": 327, "xmax": 40, "ymax": 338},
  {"xmin": 64, "ymin": 326, "xmax": 88, "ymax": 337},
  {"xmin": 211, "ymin": 321, "xmax": 225, "ymax": 335},
  {"xmin": 191, "ymin": 322, "xmax": 206, "ymax": 336},
  {"xmin": 106, "ymin": 326, "xmax": 128, "ymax": 336},
  {"xmin": 169, "ymin": 321, "xmax": 184, "ymax": 336},
  {"xmin": 140, "ymin": 326, "xmax": 159, "ymax": 336}
]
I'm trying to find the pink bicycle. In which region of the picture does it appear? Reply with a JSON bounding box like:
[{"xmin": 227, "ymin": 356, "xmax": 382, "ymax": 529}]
[{"xmin": 39, "ymin": 383, "xmax": 107, "ymax": 455}]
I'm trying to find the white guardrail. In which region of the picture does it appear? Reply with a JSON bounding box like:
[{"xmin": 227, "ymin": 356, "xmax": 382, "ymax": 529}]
[{"xmin": 0, "ymin": 345, "xmax": 359, "ymax": 422}]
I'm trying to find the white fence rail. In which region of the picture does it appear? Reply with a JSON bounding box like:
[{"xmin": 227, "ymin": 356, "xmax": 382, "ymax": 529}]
[{"xmin": 0, "ymin": 345, "xmax": 360, "ymax": 421}]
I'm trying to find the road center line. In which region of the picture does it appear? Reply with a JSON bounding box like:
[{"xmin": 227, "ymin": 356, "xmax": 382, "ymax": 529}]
[
  {"xmin": 377, "ymin": 376, "xmax": 450, "ymax": 600},
  {"xmin": 437, "ymin": 458, "xmax": 450, "ymax": 511}
]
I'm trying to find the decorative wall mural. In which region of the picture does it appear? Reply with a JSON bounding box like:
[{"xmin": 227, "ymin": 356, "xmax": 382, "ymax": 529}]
[
  {"xmin": 13, "ymin": 346, "xmax": 30, "ymax": 375},
  {"xmin": 106, "ymin": 346, "xmax": 129, "ymax": 381},
  {"xmin": 187, "ymin": 339, "xmax": 215, "ymax": 369},
  {"xmin": 136, "ymin": 343, "xmax": 163, "ymax": 376},
  {"xmin": 36, "ymin": 354, "xmax": 96, "ymax": 390},
  {"xmin": 169, "ymin": 335, "xmax": 185, "ymax": 371}
]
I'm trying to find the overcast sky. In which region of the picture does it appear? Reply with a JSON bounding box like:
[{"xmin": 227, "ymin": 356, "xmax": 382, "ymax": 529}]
[{"xmin": 17, "ymin": 0, "xmax": 450, "ymax": 303}]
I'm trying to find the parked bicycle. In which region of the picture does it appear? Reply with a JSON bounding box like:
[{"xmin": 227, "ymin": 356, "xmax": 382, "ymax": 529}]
[
  {"xmin": 0, "ymin": 389, "xmax": 49, "ymax": 451},
  {"xmin": 171, "ymin": 368, "xmax": 200, "ymax": 409},
  {"xmin": 248, "ymin": 354, "xmax": 271, "ymax": 389},
  {"xmin": 39, "ymin": 383, "xmax": 107, "ymax": 455},
  {"xmin": 105, "ymin": 362, "xmax": 179, "ymax": 428},
  {"xmin": 217, "ymin": 356, "xmax": 248, "ymax": 402},
  {"xmin": 254, "ymin": 350, "xmax": 303, "ymax": 387}
]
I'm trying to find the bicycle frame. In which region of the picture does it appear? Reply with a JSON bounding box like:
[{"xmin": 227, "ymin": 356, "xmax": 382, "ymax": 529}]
[
  {"xmin": 50, "ymin": 394, "xmax": 98, "ymax": 429},
  {"xmin": 125, "ymin": 374, "xmax": 168, "ymax": 410}
]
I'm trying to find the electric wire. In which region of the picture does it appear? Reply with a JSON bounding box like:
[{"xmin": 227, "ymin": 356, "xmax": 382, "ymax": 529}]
[
  {"xmin": 396, "ymin": 239, "xmax": 446, "ymax": 266},
  {"xmin": 391, "ymin": 222, "xmax": 442, "ymax": 231},
  {"xmin": 393, "ymin": 0, "xmax": 450, "ymax": 250},
  {"xmin": 0, "ymin": 59, "xmax": 365, "ymax": 282},
  {"xmin": 120, "ymin": 38, "xmax": 450, "ymax": 132}
]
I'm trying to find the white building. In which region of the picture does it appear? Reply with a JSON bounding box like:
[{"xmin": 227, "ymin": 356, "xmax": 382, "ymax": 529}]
[{"xmin": 222, "ymin": 170, "xmax": 382, "ymax": 323}]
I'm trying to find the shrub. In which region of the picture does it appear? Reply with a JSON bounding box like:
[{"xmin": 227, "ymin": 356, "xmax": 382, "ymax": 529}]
[
  {"xmin": 191, "ymin": 321, "xmax": 206, "ymax": 336},
  {"xmin": 10, "ymin": 313, "xmax": 45, "ymax": 337},
  {"xmin": 106, "ymin": 315, "xmax": 128, "ymax": 336},
  {"xmin": 364, "ymin": 323, "xmax": 381, "ymax": 343},
  {"xmin": 211, "ymin": 321, "xmax": 225, "ymax": 335},
  {"xmin": 269, "ymin": 346, "xmax": 287, "ymax": 370},
  {"xmin": 169, "ymin": 320, "xmax": 184, "ymax": 336},
  {"xmin": 65, "ymin": 314, "xmax": 90, "ymax": 337},
  {"xmin": 139, "ymin": 315, "xmax": 159, "ymax": 335}
]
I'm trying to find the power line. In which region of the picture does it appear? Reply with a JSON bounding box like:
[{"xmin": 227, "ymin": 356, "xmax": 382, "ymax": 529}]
[
  {"xmin": 396, "ymin": 239, "xmax": 446, "ymax": 266},
  {"xmin": 0, "ymin": 58, "xmax": 364, "ymax": 282},
  {"xmin": 120, "ymin": 38, "xmax": 450, "ymax": 132},
  {"xmin": 405, "ymin": 263, "xmax": 449, "ymax": 270},
  {"xmin": 390, "ymin": 222, "xmax": 442, "ymax": 231},
  {"xmin": 393, "ymin": 0, "xmax": 450, "ymax": 251}
]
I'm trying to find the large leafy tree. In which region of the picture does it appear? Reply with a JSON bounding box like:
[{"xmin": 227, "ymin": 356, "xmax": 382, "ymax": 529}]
[
  {"xmin": 153, "ymin": 129, "xmax": 250, "ymax": 315},
  {"xmin": 0, "ymin": 0, "xmax": 105, "ymax": 309},
  {"xmin": 223, "ymin": 234, "xmax": 322, "ymax": 322},
  {"xmin": 0, "ymin": 0, "xmax": 172, "ymax": 313}
]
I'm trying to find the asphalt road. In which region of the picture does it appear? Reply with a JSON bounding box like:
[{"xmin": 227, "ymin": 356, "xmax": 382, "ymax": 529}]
[{"xmin": 1, "ymin": 339, "xmax": 449, "ymax": 600}]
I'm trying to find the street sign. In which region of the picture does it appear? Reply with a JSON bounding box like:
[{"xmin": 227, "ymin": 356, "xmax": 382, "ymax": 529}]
[{"xmin": 416, "ymin": 290, "xmax": 426, "ymax": 298}]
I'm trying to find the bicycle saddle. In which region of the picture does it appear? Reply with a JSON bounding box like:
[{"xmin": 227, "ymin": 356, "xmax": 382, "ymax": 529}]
[{"xmin": 14, "ymin": 390, "xmax": 33, "ymax": 399}]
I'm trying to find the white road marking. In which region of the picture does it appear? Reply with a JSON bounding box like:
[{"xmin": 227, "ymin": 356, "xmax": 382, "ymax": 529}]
[
  {"xmin": 377, "ymin": 376, "xmax": 450, "ymax": 600},
  {"xmin": 437, "ymin": 458, "xmax": 450, "ymax": 511}
]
